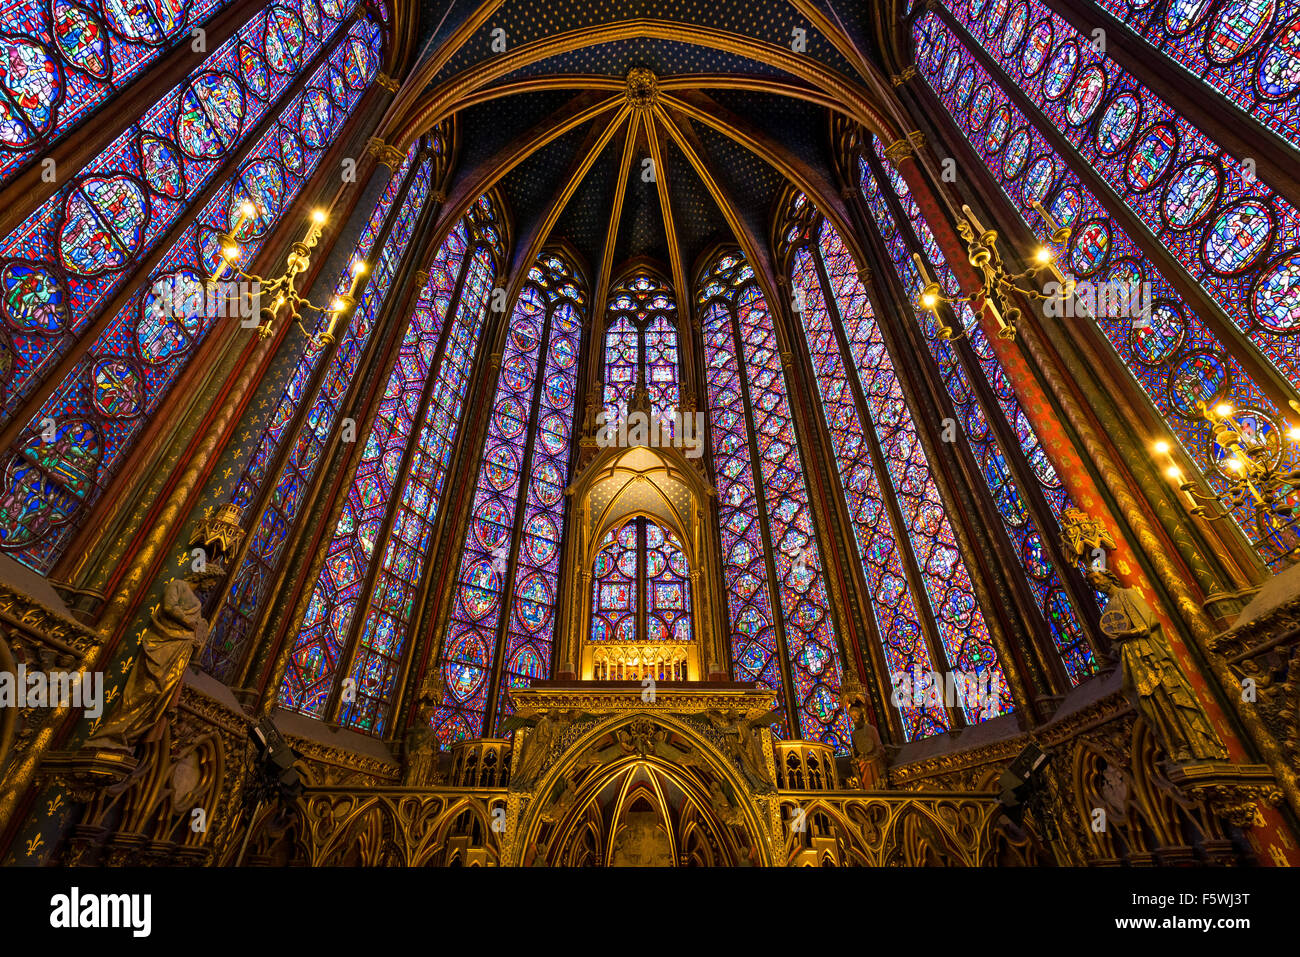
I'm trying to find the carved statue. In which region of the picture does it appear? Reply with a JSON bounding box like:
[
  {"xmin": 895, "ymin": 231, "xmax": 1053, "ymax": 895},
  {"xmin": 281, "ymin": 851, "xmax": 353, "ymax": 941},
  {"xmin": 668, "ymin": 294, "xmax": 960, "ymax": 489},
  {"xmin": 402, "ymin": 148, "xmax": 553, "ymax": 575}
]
[
  {"xmin": 504, "ymin": 707, "xmax": 592, "ymax": 790},
  {"xmin": 703, "ymin": 708, "xmax": 780, "ymax": 794},
  {"xmin": 541, "ymin": 778, "xmax": 578, "ymax": 823},
  {"xmin": 402, "ymin": 697, "xmax": 442, "ymax": 787},
  {"xmin": 844, "ymin": 696, "xmax": 888, "ymax": 789},
  {"xmin": 84, "ymin": 569, "xmax": 223, "ymax": 752},
  {"xmin": 1088, "ymin": 569, "xmax": 1228, "ymax": 763},
  {"xmin": 708, "ymin": 779, "xmax": 743, "ymax": 827}
]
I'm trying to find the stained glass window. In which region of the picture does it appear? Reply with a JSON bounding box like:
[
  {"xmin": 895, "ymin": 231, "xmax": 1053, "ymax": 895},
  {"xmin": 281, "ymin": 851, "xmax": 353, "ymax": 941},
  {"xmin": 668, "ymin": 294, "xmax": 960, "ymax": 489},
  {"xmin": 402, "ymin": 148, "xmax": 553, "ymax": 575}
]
[
  {"xmin": 278, "ymin": 196, "xmax": 504, "ymax": 730},
  {"xmin": 780, "ymin": 197, "xmax": 1013, "ymax": 735},
  {"xmin": 0, "ymin": 0, "xmax": 379, "ymax": 572},
  {"xmin": 698, "ymin": 251, "xmax": 853, "ymax": 751},
  {"xmin": 589, "ymin": 518, "xmax": 692, "ymax": 638},
  {"xmin": 0, "ymin": 0, "xmax": 238, "ymax": 182},
  {"xmin": 860, "ymin": 136, "xmax": 1097, "ymax": 684},
  {"xmin": 1090, "ymin": 0, "xmax": 1300, "ymax": 151},
  {"xmin": 915, "ymin": 7, "xmax": 1300, "ymax": 561},
  {"xmin": 434, "ymin": 251, "xmax": 585, "ymax": 745},
  {"xmin": 601, "ymin": 270, "xmax": 678, "ymax": 427},
  {"xmin": 201, "ymin": 138, "xmax": 436, "ymax": 681}
]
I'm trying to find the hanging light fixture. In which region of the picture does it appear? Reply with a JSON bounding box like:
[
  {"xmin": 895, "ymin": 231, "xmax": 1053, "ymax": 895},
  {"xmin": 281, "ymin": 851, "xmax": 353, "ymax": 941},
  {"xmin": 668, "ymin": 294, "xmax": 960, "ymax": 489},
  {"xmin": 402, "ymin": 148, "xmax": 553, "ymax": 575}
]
[
  {"xmin": 212, "ymin": 204, "xmax": 365, "ymax": 349},
  {"xmin": 911, "ymin": 201, "xmax": 1074, "ymax": 341}
]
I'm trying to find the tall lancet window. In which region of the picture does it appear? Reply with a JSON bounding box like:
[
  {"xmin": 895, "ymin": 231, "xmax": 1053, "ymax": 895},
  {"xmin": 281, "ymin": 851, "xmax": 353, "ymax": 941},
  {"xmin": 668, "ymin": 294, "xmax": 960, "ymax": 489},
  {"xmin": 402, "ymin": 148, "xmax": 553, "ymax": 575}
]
[
  {"xmin": 0, "ymin": 0, "xmax": 385, "ymax": 572},
  {"xmin": 1086, "ymin": 0, "xmax": 1300, "ymax": 150},
  {"xmin": 202, "ymin": 135, "xmax": 439, "ymax": 680},
  {"xmin": 601, "ymin": 270, "xmax": 678, "ymax": 427},
  {"xmin": 278, "ymin": 195, "xmax": 505, "ymax": 734},
  {"xmin": 698, "ymin": 251, "xmax": 853, "ymax": 751},
  {"xmin": 434, "ymin": 251, "xmax": 585, "ymax": 746},
  {"xmin": 0, "ymin": 0, "xmax": 240, "ymax": 180},
  {"xmin": 913, "ymin": 3, "xmax": 1300, "ymax": 563},
  {"xmin": 858, "ymin": 137, "xmax": 1099, "ymax": 685},
  {"xmin": 779, "ymin": 197, "xmax": 1013, "ymax": 738},
  {"xmin": 588, "ymin": 518, "xmax": 693, "ymax": 680}
]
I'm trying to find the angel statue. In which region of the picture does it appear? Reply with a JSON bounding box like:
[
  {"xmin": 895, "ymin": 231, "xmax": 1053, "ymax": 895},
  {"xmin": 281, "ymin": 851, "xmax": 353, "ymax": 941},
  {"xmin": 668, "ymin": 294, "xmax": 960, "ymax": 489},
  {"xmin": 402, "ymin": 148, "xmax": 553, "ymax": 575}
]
[
  {"xmin": 501, "ymin": 707, "xmax": 593, "ymax": 790},
  {"xmin": 703, "ymin": 708, "xmax": 781, "ymax": 794},
  {"xmin": 1087, "ymin": 569, "xmax": 1228, "ymax": 764}
]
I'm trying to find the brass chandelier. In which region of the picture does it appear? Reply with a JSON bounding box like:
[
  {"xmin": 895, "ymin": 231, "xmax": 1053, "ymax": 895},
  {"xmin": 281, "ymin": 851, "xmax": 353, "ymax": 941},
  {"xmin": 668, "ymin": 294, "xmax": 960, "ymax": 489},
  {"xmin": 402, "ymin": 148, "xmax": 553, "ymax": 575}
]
[
  {"xmin": 911, "ymin": 201, "xmax": 1073, "ymax": 342},
  {"xmin": 213, "ymin": 202, "xmax": 366, "ymax": 348}
]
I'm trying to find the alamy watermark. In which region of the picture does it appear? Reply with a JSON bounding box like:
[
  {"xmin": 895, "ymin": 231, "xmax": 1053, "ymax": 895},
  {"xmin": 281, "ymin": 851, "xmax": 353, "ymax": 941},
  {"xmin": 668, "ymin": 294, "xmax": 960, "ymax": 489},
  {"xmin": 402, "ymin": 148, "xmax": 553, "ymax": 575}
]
[
  {"xmin": 596, "ymin": 410, "xmax": 704, "ymax": 458},
  {"xmin": 891, "ymin": 666, "xmax": 999, "ymax": 713},
  {"xmin": 1042, "ymin": 279, "xmax": 1153, "ymax": 326},
  {"xmin": 0, "ymin": 665, "xmax": 102, "ymax": 718},
  {"xmin": 145, "ymin": 274, "xmax": 263, "ymax": 326}
]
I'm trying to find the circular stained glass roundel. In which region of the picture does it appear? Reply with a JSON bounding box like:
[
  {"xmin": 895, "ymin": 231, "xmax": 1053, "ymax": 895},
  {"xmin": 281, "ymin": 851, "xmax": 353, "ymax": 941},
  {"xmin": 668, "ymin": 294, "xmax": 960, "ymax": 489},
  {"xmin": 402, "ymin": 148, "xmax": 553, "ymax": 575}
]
[
  {"xmin": 1250, "ymin": 252, "xmax": 1300, "ymax": 333},
  {"xmin": 986, "ymin": 105, "xmax": 1011, "ymax": 152},
  {"xmin": 1049, "ymin": 185, "xmax": 1083, "ymax": 228},
  {"xmin": 1125, "ymin": 124, "xmax": 1178, "ymax": 192},
  {"xmin": 1071, "ymin": 220, "xmax": 1110, "ymax": 276},
  {"xmin": 279, "ymin": 129, "xmax": 303, "ymax": 173},
  {"xmin": 968, "ymin": 83, "xmax": 994, "ymax": 130},
  {"xmin": 1002, "ymin": 3, "xmax": 1029, "ymax": 55},
  {"xmin": 538, "ymin": 413, "xmax": 568, "ymax": 454},
  {"xmin": 53, "ymin": 1, "xmax": 110, "ymax": 80},
  {"xmin": 239, "ymin": 43, "xmax": 269, "ymax": 98},
  {"xmin": 59, "ymin": 175, "xmax": 148, "ymax": 275},
  {"xmin": 940, "ymin": 50, "xmax": 962, "ymax": 91},
  {"xmin": 1021, "ymin": 18, "xmax": 1053, "ymax": 76},
  {"xmin": 1022, "ymin": 534, "xmax": 1049, "ymax": 577},
  {"xmin": 460, "ymin": 561, "xmax": 501, "ymax": 619},
  {"xmin": 1257, "ymin": 16, "xmax": 1300, "ymax": 99},
  {"xmin": 1002, "ymin": 128, "xmax": 1030, "ymax": 177},
  {"xmin": 264, "ymin": 6, "xmax": 306, "ymax": 74},
  {"xmin": 299, "ymin": 88, "xmax": 333, "ymax": 148},
  {"xmin": 1042, "ymin": 42, "xmax": 1079, "ymax": 99},
  {"xmin": 1165, "ymin": 0, "xmax": 1215, "ymax": 35},
  {"xmin": 1203, "ymin": 200, "xmax": 1273, "ymax": 275},
  {"xmin": 1, "ymin": 261, "xmax": 68, "ymax": 334},
  {"xmin": 525, "ymin": 513, "xmax": 559, "ymax": 564},
  {"xmin": 234, "ymin": 160, "xmax": 284, "ymax": 234},
  {"xmin": 1169, "ymin": 351, "xmax": 1228, "ymax": 416},
  {"xmin": 101, "ymin": 0, "xmax": 182, "ymax": 41},
  {"xmin": 1021, "ymin": 156, "xmax": 1055, "ymax": 205},
  {"xmin": 1162, "ymin": 159, "xmax": 1220, "ymax": 229},
  {"xmin": 545, "ymin": 371, "xmax": 573, "ymax": 408},
  {"xmin": 532, "ymin": 461, "xmax": 562, "ymax": 505},
  {"xmin": 445, "ymin": 657, "xmax": 486, "ymax": 704},
  {"xmin": 1131, "ymin": 300, "xmax": 1186, "ymax": 366},
  {"xmin": 344, "ymin": 34, "xmax": 376, "ymax": 89},
  {"xmin": 138, "ymin": 133, "xmax": 184, "ymax": 198},
  {"xmin": 550, "ymin": 334, "xmax": 577, "ymax": 369},
  {"xmin": 954, "ymin": 66, "xmax": 975, "ymax": 109},
  {"xmin": 89, "ymin": 357, "xmax": 142, "ymax": 419},
  {"xmin": 1207, "ymin": 0, "xmax": 1275, "ymax": 64},
  {"xmin": 485, "ymin": 444, "xmax": 518, "ymax": 490},
  {"xmin": 501, "ymin": 353, "xmax": 533, "ymax": 392},
  {"xmin": 137, "ymin": 269, "xmax": 204, "ymax": 364},
  {"xmin": 0, "ymin": 38, "xmax": 59, "ymax": 149},
  {"xmin": 493, "ymin": 394, "xmax": 527, "ymax": 438},
  {"xmin": 514, "ymin": 573, "xmax": 553, "ymax": 633},
  {"xmin": 984, "ymin": 0, "xmax": 1010, "ymax": 38},
  {"xmin": 473, "ymin": 499, "xmax": 510, "ymax": 550},
  {"xmin": 1065, "ymin": 64, "xmax": 1106, "ymax": 125},
  {"xmin": 1095, "ymin": 92, "xmax": 1141, "ymax": 156},
  {"xmin": 177, "ymin": 72, "xmax": 244, "ymax": 159}
]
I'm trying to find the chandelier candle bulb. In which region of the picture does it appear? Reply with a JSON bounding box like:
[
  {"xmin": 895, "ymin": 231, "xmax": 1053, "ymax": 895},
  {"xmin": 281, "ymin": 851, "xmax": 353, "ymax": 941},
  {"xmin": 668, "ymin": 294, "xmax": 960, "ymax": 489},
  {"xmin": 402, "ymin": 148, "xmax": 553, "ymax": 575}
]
[
  {"xmin": 961, "ymin": 203, "xmax": 986, "ymax": 235},
  {"xmin": 912, "ymin": 252, "xmax": 934, "ymax": 287},
  {"xmin": 1033, "ymin": 200, "xmax": 1060, "ymax": 236},
  {"xmin": 349, "ymin": 262, "xmax": 367, "ymax": 297}
]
